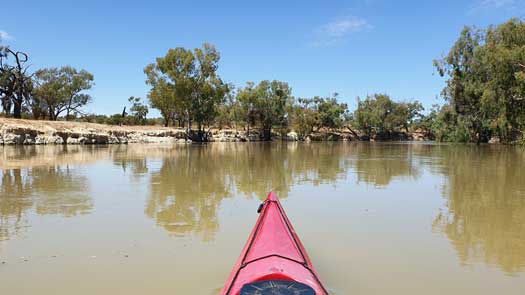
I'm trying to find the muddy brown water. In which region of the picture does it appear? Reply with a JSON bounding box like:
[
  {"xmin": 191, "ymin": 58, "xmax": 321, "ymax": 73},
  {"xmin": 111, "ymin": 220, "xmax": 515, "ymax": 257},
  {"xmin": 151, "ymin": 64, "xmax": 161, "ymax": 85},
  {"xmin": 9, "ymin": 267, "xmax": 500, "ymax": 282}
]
[{"xmin": 0, "ymin": 143, "xmax": 524, "ymax": 294}]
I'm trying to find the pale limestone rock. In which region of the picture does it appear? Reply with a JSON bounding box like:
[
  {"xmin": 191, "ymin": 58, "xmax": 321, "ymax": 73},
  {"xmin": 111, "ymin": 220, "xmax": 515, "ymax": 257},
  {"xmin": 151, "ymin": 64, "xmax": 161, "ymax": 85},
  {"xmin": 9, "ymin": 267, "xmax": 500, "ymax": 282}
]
[
  {"xmin": 23, "ymin": 134, "xmax": 35, "ymax": 145},
  {"xmin": 108, "ymin": 135, "xmax": 119, "ymax": 144},
  {"xmin": 2, "ymin": 133, "xmax": 23, "ymax": 145},
  {"xmin": 488, "ymin": 136, "xmax": 501, "ymax": 144},
  {"xmin": 286, "ymin": 131, "xmax": 298, "ymax": 141},
  {"xmin": 67, "ymin": 137, "xmax": 80, "ymax": 144}
]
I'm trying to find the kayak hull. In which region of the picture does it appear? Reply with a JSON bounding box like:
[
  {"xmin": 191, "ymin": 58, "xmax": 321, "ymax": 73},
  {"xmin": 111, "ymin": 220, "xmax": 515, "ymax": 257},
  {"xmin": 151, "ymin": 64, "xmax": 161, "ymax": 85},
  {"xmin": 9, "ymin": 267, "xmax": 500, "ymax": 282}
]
[{"xmin": 220, "ymin": 192, "xmax": 327, "ymax": 295}]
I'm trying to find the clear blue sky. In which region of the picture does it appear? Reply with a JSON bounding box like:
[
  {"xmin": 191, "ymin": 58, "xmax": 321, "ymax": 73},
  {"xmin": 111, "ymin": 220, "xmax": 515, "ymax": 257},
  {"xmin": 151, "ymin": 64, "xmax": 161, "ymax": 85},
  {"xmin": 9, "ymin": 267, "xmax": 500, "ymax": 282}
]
[{"xmin": 1, "ymin": 0, "xmax": 523, "ymax": 116}]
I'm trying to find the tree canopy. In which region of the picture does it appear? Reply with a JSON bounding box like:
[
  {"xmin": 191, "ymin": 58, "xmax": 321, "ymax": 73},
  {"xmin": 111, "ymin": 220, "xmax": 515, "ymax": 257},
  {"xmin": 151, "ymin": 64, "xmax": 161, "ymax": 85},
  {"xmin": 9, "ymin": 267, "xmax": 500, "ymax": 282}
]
[
  {"xmin": 144, "ymin": 43, "xmax": 229, "ymax": 140},
  {"xmin": 353, "ymin": 94, "xmax": 423, "ymax": 138},
  {"xmin": 434, "ymin": 18, "xmax": 525, "ymax": 143},
  {"xmin": 236, "ymin": 80, "xmax": 293, "ymax": 140},
  {"xmin": 292, "ymin": 94, "xmax": 348, "ymax": 137},
  {"xmin": 1, "ymin": 39, "xmax": 94, "ymax": 121},
  {"xmin": 32, "ymin": 66, "xmax": 94, "ymax": 120},
  {"xmin": 4, "ymin": 18, "xmax": 525, "ymax": 144},
  {"xmin": 128, "ymin": 96, "xmax": 149, "ymax": 125}
]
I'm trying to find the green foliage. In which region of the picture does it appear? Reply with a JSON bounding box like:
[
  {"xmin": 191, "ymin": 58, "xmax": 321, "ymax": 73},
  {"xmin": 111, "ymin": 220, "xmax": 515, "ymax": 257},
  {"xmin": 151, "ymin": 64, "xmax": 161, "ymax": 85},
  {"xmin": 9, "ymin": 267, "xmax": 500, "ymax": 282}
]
[
  {"xmin": 292, "ymin": 98, "xmax": 319, "ymax": 137},
  {"xmin": 236, "ymin": 82, "xmax": 258, "ymax": 131},
  {"xmin": 105, "ymin": 113, "xmax": 125, "ymax": 125},
  {"xmin": 77, "ymin": 114, "xmax": 111, "ymax": 124},
  {"xmin": 33, "ymin": 66, "xmax": 94, "ymax": 120},
  {"xmin": 128, "ymin": 96, "xmax": 149, "ymax": 125},
  {"xmin": 256, "ymin": 80, "xmax": 293, "ymax": 139},
  {"xmin": 419, "ymin": 104, "xmax": 470, "ymax": 142},
  {"xmin": 78, "ymin": 113, "xmax": 162, "ymax": 126},
  {"xmin": 435, "ymin": 18, "xmax": 525, "ymax": 143},
  {"xmin": 236, "ymin": 80, "xmax": 293, "ymax": 140},
  {"xmin": 192, "ymin": 44, "xmax": 230, "ymax": 132},
  {"xmin": 353, "ymin": 93, "xmax": 423, "ymax": 138},
  {"xmin": 291, "ymin": 94, "xmax": 349, "ymax": 137},
  {"xmin": 316, "ymin": 93, "xmax": 349, "ymax": 129},
  {"xmin": 144, "ymin": 43, "xmax": 229, "ymax": 139},
  {"xmin": 215, "ymin": 87, "xmax": 238, "ymax": 129}
]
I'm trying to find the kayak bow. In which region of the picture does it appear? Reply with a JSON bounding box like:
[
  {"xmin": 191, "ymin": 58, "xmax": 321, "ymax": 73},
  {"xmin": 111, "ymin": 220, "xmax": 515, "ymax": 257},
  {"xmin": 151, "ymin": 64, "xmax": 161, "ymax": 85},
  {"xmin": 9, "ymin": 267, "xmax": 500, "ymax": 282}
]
[{"xmin": 220, "ymin": 192, "xmax": 328, "ymax": 295}]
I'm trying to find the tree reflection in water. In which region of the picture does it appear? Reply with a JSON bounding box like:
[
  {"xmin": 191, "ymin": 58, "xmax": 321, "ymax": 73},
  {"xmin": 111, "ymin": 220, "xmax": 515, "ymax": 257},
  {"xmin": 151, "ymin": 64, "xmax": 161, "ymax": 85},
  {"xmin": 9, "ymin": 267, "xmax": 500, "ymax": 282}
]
[
  {"xmin": 144, "ymin": 143, "xmax": 357, "ymax": 241},
  {"xmin": 429, "ymin": 145, "xmax": 525, "ymax": 274},
  {"xmin": 0, "ymin": 165, "xmax": 91, "ymax": 241},
  {"xmin": 350, "ymin": 143, "xmax": 421, "ymax": 187},
  {"xmin": 143, "ymin": 143, "xmax": 420, "ymax": 240},
  {"xmin": 1, "ymin": 143, "xmax": 523, "ymax": 275}
]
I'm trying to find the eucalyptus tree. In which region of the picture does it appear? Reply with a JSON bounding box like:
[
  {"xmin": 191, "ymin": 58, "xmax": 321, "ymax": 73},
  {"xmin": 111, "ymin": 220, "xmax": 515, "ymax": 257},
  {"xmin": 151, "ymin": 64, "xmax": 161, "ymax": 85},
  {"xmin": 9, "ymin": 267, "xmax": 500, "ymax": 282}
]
[
  {"xmin": 260, "ymin": 80, "xmax": 293, "ymax": 139},
  {"xmin": 33, "ymin": 66, "xmax": 94, "ymax": 120},
  {"xmin": 291, "ymin": 95, "xmax": 348, "ymax": 137},
  {"xmin": 293, "ymin": 97, "xmax": 320, "ymax": 137},
  {"xmin": 144, "ymin": 43, "xmax": 229, "ymax": 140},
  {"xmin": 61, "ymin": 67, "xmax": 94, "ymax": 120},
  {"xmin": 215, "ymin": 85, "xmax": 239, "ymax": 129},
  {"xmin": 192, "ymin": 44, "xmax": 230, "ymax": 136},
  {"xmin": 236, "ymin": 82, "xmax": 259, "ymax": 134},
  {"xmin": 434, "ymin": 18, "xmax": 525, "ymax": 142},
  {"xmin": 353, "ymin": 93, "xmax": 424, "ymax": 138},
  {"xmin": 316, "ymin": 93, "xmax": 349, "ymax": 130},
  {"xmin": 128, "ymin": 96, "xmax": 149, "ymax": 125},
  {"xmin": 236, "ymin": 80, "xmax": 293, "ymax": 140}
]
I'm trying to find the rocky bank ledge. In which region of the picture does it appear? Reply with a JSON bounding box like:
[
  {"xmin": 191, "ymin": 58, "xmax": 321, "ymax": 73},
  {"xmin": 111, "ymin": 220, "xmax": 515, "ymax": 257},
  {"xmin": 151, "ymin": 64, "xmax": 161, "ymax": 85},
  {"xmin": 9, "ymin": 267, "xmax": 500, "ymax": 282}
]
[
  {"xmin": 0, "ymin": 118, "xmax": 428, "ymax": 145},
  {"xmin": 0, "ymin": 118, "xmax": 190, "ymax": 145}
]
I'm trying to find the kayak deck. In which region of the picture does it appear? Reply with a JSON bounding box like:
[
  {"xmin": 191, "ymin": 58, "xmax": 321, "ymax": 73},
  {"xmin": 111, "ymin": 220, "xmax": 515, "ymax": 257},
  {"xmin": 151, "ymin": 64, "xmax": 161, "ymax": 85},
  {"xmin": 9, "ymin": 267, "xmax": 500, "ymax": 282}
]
[{"xmin": 220, "ymin": 192, "xmax": 328, "ymax": 295}]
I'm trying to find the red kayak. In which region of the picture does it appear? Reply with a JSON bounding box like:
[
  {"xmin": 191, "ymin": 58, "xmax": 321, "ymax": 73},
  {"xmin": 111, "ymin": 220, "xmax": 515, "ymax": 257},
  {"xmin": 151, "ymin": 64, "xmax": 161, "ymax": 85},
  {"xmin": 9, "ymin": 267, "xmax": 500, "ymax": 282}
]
[{"xmin": 220, "ymin": 192, "xmax": 328, "ymax": 295}]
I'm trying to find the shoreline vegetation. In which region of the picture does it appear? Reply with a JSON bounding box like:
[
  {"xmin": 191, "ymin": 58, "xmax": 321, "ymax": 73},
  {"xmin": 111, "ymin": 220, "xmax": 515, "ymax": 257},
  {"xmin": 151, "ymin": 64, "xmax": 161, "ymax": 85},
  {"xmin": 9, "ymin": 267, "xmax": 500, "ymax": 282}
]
[{"xmin": 1, "ymin": 18, "xmax": 524, "ymax": 144}]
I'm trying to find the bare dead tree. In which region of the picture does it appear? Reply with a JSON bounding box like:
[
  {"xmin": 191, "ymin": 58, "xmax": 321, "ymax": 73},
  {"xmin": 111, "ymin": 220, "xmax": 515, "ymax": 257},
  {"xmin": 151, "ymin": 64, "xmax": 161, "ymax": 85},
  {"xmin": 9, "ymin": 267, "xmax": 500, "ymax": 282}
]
[{"xmin": 0, "ymin": 48, "xmax": 32, "ymax": 118}]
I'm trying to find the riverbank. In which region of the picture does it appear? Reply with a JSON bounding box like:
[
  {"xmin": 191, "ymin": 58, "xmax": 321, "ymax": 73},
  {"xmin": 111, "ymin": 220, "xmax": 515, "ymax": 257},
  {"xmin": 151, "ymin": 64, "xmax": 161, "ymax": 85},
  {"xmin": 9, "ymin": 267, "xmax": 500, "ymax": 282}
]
[{"xmin": 0, "ymin": 118, "xmax": 429, "ymax": 145}]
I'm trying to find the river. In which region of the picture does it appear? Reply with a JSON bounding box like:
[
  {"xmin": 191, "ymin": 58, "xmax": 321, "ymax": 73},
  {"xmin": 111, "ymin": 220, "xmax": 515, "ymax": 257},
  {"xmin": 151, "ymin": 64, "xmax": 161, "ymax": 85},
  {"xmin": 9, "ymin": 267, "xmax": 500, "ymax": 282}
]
[{"xmin": 0, "ymin": 142, "xmax": 524, "ymax": 294}]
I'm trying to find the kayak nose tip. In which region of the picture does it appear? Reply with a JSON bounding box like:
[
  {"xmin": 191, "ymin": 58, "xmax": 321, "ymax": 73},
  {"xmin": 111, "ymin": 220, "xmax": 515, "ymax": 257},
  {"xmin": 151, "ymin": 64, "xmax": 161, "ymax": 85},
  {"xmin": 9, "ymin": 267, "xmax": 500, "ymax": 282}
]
[
  {"xmin": 266, "ymin": 191, "xmax": 279, "ymax": 202},
  {"xmin": 258, "ymin": 192, "xmax": 278, "ymax": 213}
]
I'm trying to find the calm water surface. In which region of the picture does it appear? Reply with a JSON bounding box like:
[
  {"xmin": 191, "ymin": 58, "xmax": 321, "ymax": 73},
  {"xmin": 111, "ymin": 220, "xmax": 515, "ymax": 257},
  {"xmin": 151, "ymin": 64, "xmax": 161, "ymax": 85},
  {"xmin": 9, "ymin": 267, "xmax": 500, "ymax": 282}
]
[{"xmin": 0, "ymin": 143, "xmax": 524, "ymax": 294}]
